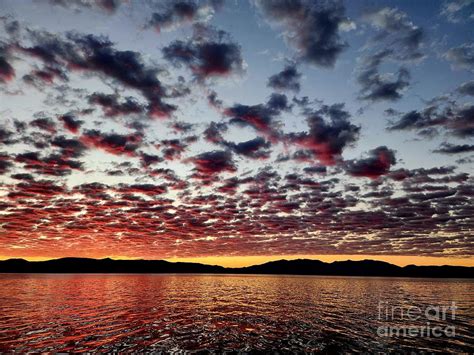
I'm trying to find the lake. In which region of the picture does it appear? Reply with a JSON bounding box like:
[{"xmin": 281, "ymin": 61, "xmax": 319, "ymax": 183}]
[{"xmin": 0, "ymin": 274, "xmax": 472, "ymax": 352}]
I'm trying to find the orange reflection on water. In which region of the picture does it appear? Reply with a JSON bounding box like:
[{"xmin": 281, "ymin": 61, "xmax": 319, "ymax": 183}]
[{"xmin": 0, "ymin": 274, "xmax": 472, "ymax": 352}]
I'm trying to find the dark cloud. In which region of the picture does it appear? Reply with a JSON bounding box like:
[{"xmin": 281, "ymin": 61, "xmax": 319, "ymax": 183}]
[
  {"xmin": 23, "ymin": 66, "xmax": 67, "ymax": 86},
  {"xmin": 170, "ymin": 121, "xmax": 195, "ymax": 133},
  {"xmin": 48, "ymin": 0, "xmax": 122, "ymax": 14},
  {"xmin": 19, "ymin": 31, "xmax": 175, "ymax": 118},
  {"xmin": 356, "ymin": 7, "xmax": 424, "ymax": 102},
  {"xmin": 15, "ymin": 151, "xmax": 83, "ymax": 176},
  {"xmin": 303, "ymin": 165, "xmax": 327, "ymax": 174},
  {"xmin": 188, "ymin": 150, "xmax": 236, "ymax": 177},
  {"xmin": 88, "ymin": 92, "xmax": 145, "ymax": 117},
  {"xmin": 291, "ymin": 149, "xmax": 315, "ymax": 162},
  {"xmin": 266, "ymin": 93, "xmax": 291, "ymax": 111},
  {"xmin": 30, "ymin": 117, "xmax": 57, "ymax": 133},
  {"xmin": 10, "ymin": 173, "xmax": 34, "ymax": 181},
  {"xmin": 444, "ymin": 43, "xmax": 474, "ymax": 71},
  {"xmin": 139, "ymin": 152, "xmax": 163, "ymax": 167},
  {"xmin": 388, "ymin": 110, "xmax": 442, "ymax": 131},
  {"xmin": 0, "ymin": 46, "xmax": 15, "ymax": 83},
  {"xmin": 81, "ymin": 129, "xmax": 142, "ymax": 156},
  {"xmin": 0, "ymin": 152, "xmax": 13, "ymax": 174},
  {"xmin": 286, "ymin": 103, "xmax": 360, "ymax": 165},
  {"xmin": 457, "ymin": 80, "xmax": 474, "ymax": 96},
  {"xmin": 1, "ymin": 17, "xmax": 20, "ymax": 36},
  {"xmin": 387, "ymin": 102, "xmax": 474, "ymax": 138},
  {"xmin": 162, "ymin": 25, "xmax": 244, "ymax": 80},
  {"xmin": 256, "ymin": 0, "xmax": 350, "ymax": 67},
  {"xmin": 223, "ymin": 137, "xmax": 271, "ymax": 159},
  {"xmin": 207, "ymin": 90, "xmax": 223, "ymax": 108},
  {"xmin": 225, "ymin": 103, "xmax": 279, "ymax": 139},
  {"xmin": 58, "ymin": 114, "xmax": 83, "ymax": 133},
  {"xmin": 147, "ymin": 0, "xmax": 223, "ymax": 32},
  {"xmin": 0, "ymin": 126, "xmax": 16, "ymax": 145},
  {"xmin": 116, "ymin": 183, "xmax": 168, "ymax": 196},
  {"xmin": 160, "ymin": 138, "xmax": 189, "ymax": 160},
  {"xmin": 433, "ymin": 142, "xmax": 474, "ymax": 154},
  {"xmin": 456, "ymin": 156, "xmax": 474, "ymax": 164},
  {"xmin": 51, "ymin": 136, "xmax": 88, "ymax": 158},
  {"xmin": 363, "ymin": 7, "xmax": 424, "ymax": 61},
  {"xmin": 345, "ymin": 146, "xmax": 396, "ymax": 179},
  {"xmin": 357, "ymin": 50, "xmax": 410, "ymax": 102},
  {"xmin": 388, "ymin": 165, "xmax": 459, "ymax": 182},
  {"xmin": 203, "ymin": 121, "xmax": 227, "ymax": 143},
  {"xmin": 267, "ymin": 64, "xmax": 301, "ymax": 92},
  {"xmin": 224, "ymin": 94, "xmax": 290, "ymax": 140}
]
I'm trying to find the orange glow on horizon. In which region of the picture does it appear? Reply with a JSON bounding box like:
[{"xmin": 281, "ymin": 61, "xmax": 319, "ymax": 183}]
[
  {"xmin": 1, "ymin": 254, "xmax": 472, "ymax": 267},
  {"xmin": 165, "ymin": 255, "xmax": 474, "ymax": 267}
]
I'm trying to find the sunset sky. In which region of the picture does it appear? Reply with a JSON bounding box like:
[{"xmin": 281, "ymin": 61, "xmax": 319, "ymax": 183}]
[{"xmin": 0, "ymin": 0, "xmax": 473, "ymax": 267}]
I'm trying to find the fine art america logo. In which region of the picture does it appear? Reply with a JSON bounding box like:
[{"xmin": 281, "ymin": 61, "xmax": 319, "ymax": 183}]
[{"xmin": 377, "ymin": 301, "xmax": 457, "ymax": 338}]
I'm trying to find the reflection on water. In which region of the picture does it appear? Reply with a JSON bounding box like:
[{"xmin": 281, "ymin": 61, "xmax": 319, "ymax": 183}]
[{"xmin": 0, "ymin": 274, "xmax": 472, "ymax": 352}]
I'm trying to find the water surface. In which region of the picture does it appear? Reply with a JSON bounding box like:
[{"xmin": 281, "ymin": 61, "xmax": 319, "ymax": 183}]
[{"xmin": 0, "ymin": 274, "xmax": 472, "ymax": 352}]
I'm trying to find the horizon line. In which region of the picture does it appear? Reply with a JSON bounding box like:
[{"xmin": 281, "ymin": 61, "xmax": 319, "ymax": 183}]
[{"xmin": 1, "ymin": 255, "xmax": 473, "ymax": 268}]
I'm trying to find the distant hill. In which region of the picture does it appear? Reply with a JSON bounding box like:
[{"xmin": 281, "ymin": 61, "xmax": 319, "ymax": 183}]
[
  {"xmin": 0, "ymin": 258, "xmax": 472, "ymax": 278},
  {"xmin": 237, "ymin": 259, "xmax": 473, "ymax": 278}
]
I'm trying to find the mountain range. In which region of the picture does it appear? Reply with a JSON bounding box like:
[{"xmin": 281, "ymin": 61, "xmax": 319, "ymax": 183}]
[{"xmin": 0, "ymin": 258, "xmax": 472, "ymax": 278}]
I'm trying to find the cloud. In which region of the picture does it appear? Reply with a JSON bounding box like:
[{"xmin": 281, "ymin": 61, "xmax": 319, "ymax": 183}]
[
  {"xmin": 15, "ymin": 151, "xmax": 83, "ymax": 176},
  {"xmin": 0, "ymin": 153, "xmax": 13, "ymax": 174},
  {"xmin": 10, "ymin": 173, "xmax": 35, "ymax": 181},
  {"xmin": 30, "ymin": 117, "xmax": 57, "ymax": 133},
  {"xmin": 444, "ymin": 43, "xmax": 474, "ymax": 71},
  {"xmin": 80, "ymin": 129, "xmax": 142, "ymax": 156},
  {"xmin": 223, "ymin": 137, "xmax": 271, "ymax": 159},
  {"xmin": 286, "ymin": 103, "xmax": 360, "ymax": 165},
  {"xmin": 0, "ymin": 46, "xmax": 14, "ymax": 83},
  {"xmin": 440, "ymin": 0, "xmax": 474, "ymax": 23},
  {"xmin": 207, "ymin": 90, "xmax": 223, "ymax": 108},
  {"xmin": 159, "ymin": 138, "xmax": 193, "ymax": 160},
  {"xmin": 147, "ymin": 0, "xmax": 223, "ymax": 32},
  {"xmin": 88, "ymin": 92, "xmax": 145, "ymax": 117},
  {"xmin": 387, "ymin": 102, "xmax": 474, "ymax": 138},
  {"xmin": 23, "ymin": 66, "xmax": 67, "ymax": 86},
  {"xmin": 457, "ymin": 80, "xmax": 474, "ymax": 96},
  {"xmin": 203, "ymin": 121, "xmax": 227, "ymax": 143},
  {"xmin": 0, "ymin": 126, "xmax": 15, "ymax": 145},
  {"xmin": 1, "ymin": 4, "xmax": 473, "ymax": 260},
  {"xmin": 162, "ymin": 25, "xmax": 244, "ymax": 80},
  {"xmin": 116, "ymin": 183, "xmax": 168, "ymax": 196},
  {"xmin": 267, "ymin": 64, "xmax": 301, "ymax": 92},
  {"xmin": 48, "ymin": 0, "xmax": 122, "ymax": 14},
  {"xmin": 255, "ymin": 0, "xmax": 350, "ymax": 67},
  {"xmin": 18, "ymin": 31, "xmax": 176, "ymax": 118},
  {"xmin": 187, "ymin": 150, "xmax": 236, "ymax": 177},
  {"xmin": 224, "ymin": 94, "xmax": 289, "ymax": 140},
  {"xmin": 357, "ymin": 50, "xmax": 410, "ymax": 102},
  {"xmin": 356, "ymin": 7, "xmax": 424, "ymax": 102},
  {"xmin": 434, "ymin": 142, "xmax": 474, "ymax": 154},
  {"xmin": 345, "ymin": 146, "xmax": 396, "ymax": 179},
  {"xmin": 51, "ymin": 136, "xmax": 88, "ymax": 158},
  {"xmin": 363, "ymin": 7, "xmax": 424, "ymax": 61},
  {"xmin": 58, "ymin": 114, "xmax": 83, "ymax": 133},
  {"xmin": 303, "ymin": 165, "xmax": 327, "ymax": 174},
  {"xmin": 169, "ymin": 120, "xmax": 195, "ymax": 133},
  {"xmin": 139, "ymin": 152, "xmax": 163, "ymax": 167},
  {"xmin": 266, "ymin": 93, "xmax": 291, "ymax": 111}
]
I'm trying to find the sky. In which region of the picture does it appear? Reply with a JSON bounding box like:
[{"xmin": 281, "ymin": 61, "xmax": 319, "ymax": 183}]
[{"xmin": 0, "ymin": 0, "xmax": 473, "ymax": 267}]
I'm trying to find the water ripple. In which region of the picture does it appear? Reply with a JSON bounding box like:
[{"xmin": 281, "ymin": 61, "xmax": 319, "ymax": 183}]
[{"xmin": 0, "ymin": 274, "xmax": 472, "ymax": 352}]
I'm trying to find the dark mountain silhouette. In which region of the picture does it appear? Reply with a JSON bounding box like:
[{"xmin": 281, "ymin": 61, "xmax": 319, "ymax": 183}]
[{"xmin": 0, "ymin": 258, "xmax": 472, "ymax": 278}]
